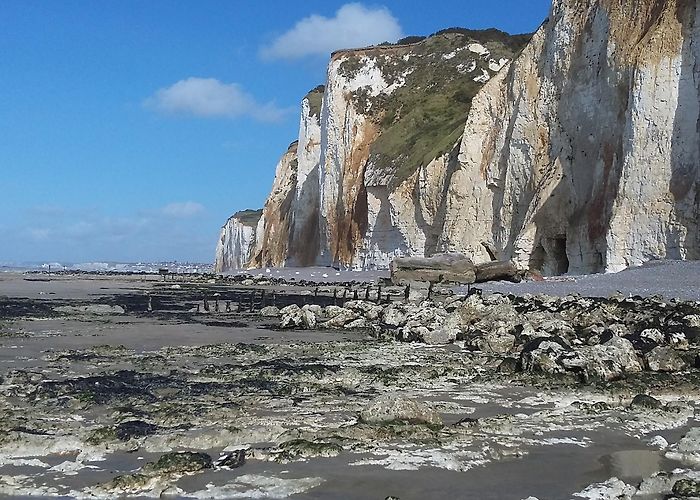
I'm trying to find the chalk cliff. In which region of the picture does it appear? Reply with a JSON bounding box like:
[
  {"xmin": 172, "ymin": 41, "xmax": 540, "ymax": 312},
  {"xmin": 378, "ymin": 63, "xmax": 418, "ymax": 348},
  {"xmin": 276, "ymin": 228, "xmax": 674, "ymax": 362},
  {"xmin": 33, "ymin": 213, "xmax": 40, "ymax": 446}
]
[
  {"xmin": 214, "ymin": 210, "xmax": 262, "ymax": 272},
  {"xmin": 441, "ymin": 0, "xmax": 699, "ymax": 273},
  {"xmin": 217, "ymin": 0, "xmax": 699, "ymax": 275}
]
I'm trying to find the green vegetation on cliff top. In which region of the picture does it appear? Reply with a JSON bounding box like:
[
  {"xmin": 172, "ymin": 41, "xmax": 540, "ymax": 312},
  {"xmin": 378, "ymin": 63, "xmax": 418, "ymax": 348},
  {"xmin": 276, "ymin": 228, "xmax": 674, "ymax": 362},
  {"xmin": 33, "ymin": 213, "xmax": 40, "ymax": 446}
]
[
  {"xmin": 339, "ymin": 28, "xmax": 531, "ymax": 188},
  {"xmin": 306, "ymin": 85, "xmax": 325, "ymax": 118},
  {"xmin": 233, "ymin": 209, "xmax": 263, "ymax": 227}
]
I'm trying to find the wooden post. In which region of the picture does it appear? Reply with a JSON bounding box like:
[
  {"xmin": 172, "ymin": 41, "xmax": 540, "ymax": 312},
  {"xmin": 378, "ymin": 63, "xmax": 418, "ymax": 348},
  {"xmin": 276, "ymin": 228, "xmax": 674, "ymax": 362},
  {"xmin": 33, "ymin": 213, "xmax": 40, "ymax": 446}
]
[
  {"xmin": 428, "ymin": 282, "xmax": 434, "ymax": 300},
  {"xmin": 333, "ymin": 288, "xmax": 338, "ymax": 306},
  {"xmin": 353, "ymin": 289, "xmax": 358, "ymax": 300},
  {"xmin": 226, "ymin": 301, "xmax": 231, "ymax": 312},
  {"xmin": 365, "ymin": 286, "xmax": 370, "ymax": 300},
  {"xmin": 404, "ymin": 284, "xmax": 410, "ymax": 302},
  {"xmin": 377, "ymin": 286, "xmax": 382, "ymax": 304},
  {"xmin": 249, "ymin": 292, "xmax": 255, "ymax": 312},
  {"xmin": 261, "ymin": 290, "xmax": 266, "ymax": 307}
]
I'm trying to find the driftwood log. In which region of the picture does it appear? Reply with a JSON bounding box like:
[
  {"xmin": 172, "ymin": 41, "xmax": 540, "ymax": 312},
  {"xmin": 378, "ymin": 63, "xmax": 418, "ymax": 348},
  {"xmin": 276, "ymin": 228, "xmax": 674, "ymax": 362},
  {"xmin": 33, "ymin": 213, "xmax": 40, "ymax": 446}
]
[
  {"xmin": 391, "ymin": 254, "xmax": 521, "ymax": 285},
  {"xmin": 390, "ymin": 253, "xmax": 476, "ymax": 285}
]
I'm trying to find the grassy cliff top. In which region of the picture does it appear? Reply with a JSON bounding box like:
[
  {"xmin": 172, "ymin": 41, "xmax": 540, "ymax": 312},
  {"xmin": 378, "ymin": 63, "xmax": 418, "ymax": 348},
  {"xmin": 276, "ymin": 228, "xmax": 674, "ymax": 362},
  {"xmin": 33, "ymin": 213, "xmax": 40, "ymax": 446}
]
[
  {"xmin": 335, "ymin": 28, "xmax": 532, "ymax": 188},
  {"xmin": 233, "ymin": 209, "xmax": 263, "ymax": 228}
]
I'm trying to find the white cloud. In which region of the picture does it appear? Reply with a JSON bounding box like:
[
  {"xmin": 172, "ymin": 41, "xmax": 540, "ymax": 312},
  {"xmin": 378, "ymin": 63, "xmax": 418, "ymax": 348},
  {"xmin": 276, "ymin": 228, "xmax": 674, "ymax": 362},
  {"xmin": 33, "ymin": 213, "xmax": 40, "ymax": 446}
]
[
  {"xmin": 260, "ymin": 3, "xmax": 403, "ymax": 60},
  {"xmin": 144, "ymin": 78, "xmax": 290, "ymax": 122},
  {"xmin": 161, "ymin": 201, "xmax": 205, "ymax": 218}
]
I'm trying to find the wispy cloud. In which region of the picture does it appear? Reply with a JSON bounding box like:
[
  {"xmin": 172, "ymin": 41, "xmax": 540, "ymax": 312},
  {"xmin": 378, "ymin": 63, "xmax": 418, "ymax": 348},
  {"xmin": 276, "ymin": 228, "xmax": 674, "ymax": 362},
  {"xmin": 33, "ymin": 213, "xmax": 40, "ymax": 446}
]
[
  {"xmin": 161, "ymin": 201, "xmax": 205, "ymax": 218},
  {"xmin": 260, "ymin": 3, "xmax": 403, "ymax": 60},
  {"xmin": 144, "ymin": 77, "xmax": 291, "ymax": 122}
]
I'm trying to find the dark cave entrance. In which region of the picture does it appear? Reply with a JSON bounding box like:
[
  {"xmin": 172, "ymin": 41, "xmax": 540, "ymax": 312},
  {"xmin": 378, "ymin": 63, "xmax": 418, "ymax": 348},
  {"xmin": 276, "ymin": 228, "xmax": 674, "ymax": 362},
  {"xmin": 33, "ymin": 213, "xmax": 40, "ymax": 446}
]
[{"xmin": 529, "ymin": 235, "xmax": 570, "ymax": 276}]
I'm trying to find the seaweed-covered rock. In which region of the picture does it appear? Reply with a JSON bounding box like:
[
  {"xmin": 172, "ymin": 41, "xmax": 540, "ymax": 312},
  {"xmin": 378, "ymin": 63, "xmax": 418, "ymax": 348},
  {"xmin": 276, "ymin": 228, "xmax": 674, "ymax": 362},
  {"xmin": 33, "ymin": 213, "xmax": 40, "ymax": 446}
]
[
  {"xmin": 114, "ymin": 420, "xmax": 158, "ymax": 441},
  {"xmin": 360, "ymin": 395, "xmax": 442, "ymax": 426},
  {"xmin": 672, "ymin": 478, "xmax": 700, "ymax": 498},
  {"xmin": 629, "ymin": 394, "xmax": 663, "ymax": 410},
  {"xmin": 143, "ymin": 451, "xmax": 213, "ymax": 474},
  {"xmin": 276, "ymin": 439, "xmax": 342, "ymax": 461}
]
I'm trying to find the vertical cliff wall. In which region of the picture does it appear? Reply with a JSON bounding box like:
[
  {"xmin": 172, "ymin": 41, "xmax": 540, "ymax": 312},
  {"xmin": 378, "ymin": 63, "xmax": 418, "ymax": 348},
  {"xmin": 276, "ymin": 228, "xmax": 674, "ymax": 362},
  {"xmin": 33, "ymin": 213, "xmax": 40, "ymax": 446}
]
[
  {"xmin": 441, "ymin": 0, "xmax": 700, "ymax": 274},
  {"xmin": 216, "ymin": 0, "xmax": 699, "ymax": 274},
  {"xmin": 214, "ymin": 210, "xmax": 262, "ymax": 272},
  {"xmin": 248, "ymin": 141, "xmax": 299, "ymax": 268}
]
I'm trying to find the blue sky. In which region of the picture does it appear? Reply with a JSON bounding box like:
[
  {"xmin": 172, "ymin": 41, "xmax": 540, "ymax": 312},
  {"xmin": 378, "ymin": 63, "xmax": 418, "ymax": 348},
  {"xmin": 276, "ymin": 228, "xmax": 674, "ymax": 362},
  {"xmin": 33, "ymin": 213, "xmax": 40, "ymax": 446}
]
[{"xmin": 0, "ymin": 0, "xmax": 551, "ymax": 264}]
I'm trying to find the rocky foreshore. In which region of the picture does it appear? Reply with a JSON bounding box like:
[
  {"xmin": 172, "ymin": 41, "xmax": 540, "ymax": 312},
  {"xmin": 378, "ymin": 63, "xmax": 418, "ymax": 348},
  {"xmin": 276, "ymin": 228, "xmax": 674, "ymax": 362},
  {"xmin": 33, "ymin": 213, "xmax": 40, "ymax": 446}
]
[
  {"xmin": 273, "ymin": 291, "xmax": 700, "ymax": 383},
  {"xmin": 0, "ymin": 271, "xmax": 699, "ymax": 499}
]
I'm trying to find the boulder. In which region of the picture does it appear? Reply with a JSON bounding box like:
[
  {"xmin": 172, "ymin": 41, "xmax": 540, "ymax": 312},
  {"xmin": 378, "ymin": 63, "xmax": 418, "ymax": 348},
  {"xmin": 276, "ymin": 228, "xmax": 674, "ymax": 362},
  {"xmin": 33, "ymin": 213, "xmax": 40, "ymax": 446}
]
[
  {"xmin": 320, "ymin": 308, "xmax": 357, "ymax": 328},
  {"xmin": 520, "ymin": 337, "xmax": 571, "ymax": 375},
  {"xmin": 422, "ymin": 327, "xmax": 458, "ymax": 345},
  {"xmin": 343, "ymin": 300, "xmax": 384, "ymax": 320},
  {"xmin": 629, "ymin": 394, "xmax": 663, "ymax": 410},
  {"xmin": 390, "ymin": 253, "xmax": 475, "ymax": 285},
  {"xmin": 665, "ymin": 427, "xmax": 700, "ymax": 466},
  {"xmin": 474, "ymin": 260, "xmax": 521, "ymax": 283},
  {"xmin": 672, "ymin": 478, "xmax": 700, "ymax": 498},
  {"xmin": 381, "ymin": 306, "xmax": 407, "ymax": 328},
  {"xmin": 646, "ymin": 346, "xmax": 686, "ymax": 372},
  {"xmin": 301, "ymin": 309, "xmax": 317, "ymax": 329},
  {"xmin": 259, "ymin": 306, "xmax": 281, "ymax": 317},
  {"xmin": 475, "ymin": 331, "xmax": 516, "ymax": 354},
  {"xmin": 216, "ymin": 449, "xmax": 246, "ymax": 469},
  {"xmin": 577, "ymin": 337, "xmax": 643, "ymax": 381},
  {"xmin": 360, "ymin": 395, "xmax": 442, "ymax": 426},
  {"xmin": 280, "ymin": 305, "xmax": 303, "ymax": 329}
]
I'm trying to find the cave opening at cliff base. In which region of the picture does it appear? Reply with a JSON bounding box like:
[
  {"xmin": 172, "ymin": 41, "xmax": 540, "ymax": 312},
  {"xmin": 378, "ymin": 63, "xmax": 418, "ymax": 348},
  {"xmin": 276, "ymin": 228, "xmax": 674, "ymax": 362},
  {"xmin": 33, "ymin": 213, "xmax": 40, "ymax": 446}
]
[{"xmin": 529, "ymin": 235, "xmax": 570, "ymax": 276}]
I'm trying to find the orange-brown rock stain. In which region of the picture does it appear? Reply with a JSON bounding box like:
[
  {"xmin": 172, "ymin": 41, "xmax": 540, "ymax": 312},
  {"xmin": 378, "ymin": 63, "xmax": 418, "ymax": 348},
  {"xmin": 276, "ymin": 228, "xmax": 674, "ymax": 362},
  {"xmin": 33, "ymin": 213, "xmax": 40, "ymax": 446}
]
[{"xmin": 331, "ymin": 121, "xmax": 379, "ymax": 266}]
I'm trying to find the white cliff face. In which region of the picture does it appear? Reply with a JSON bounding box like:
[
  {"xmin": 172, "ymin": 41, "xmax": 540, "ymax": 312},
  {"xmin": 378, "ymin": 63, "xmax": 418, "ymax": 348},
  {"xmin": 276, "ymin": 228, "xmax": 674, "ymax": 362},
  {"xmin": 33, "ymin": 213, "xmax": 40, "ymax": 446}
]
[
  {"xmin": 358, "ymin": 149, "xmax": 459, "ymax": 270},
  {"xmin": 287, "ymin": 91, "xmax": 323, "ymax": 266},
  {"xmin": 249, "ymin": 143, "xmax": 298, "ymax": 268},
  {"xmin": 317, "ymin": 54, "xmax": 384, "ymax": 267},
  {"xmin": 214, "ymin": 212, "xmax": 261, "ymax": 272},
  {"xmin": 316, "ymin": 31, "xmax": 520, "ymax": 269},
  {"xmin": 441, "ymin": 0, "xmax": 700, "ymax": 275}
]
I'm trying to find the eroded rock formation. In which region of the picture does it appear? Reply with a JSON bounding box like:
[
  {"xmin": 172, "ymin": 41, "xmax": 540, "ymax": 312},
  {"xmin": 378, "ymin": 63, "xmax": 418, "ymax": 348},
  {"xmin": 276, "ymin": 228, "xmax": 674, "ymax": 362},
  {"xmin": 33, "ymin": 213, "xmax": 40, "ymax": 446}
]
[
  {"xmin": 441, "ymin": 0, "xmax": 700, "ymax": 274},
  {"xmin": 217, "ymin": 0, "xmax": 700, "ymax": 274}
]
